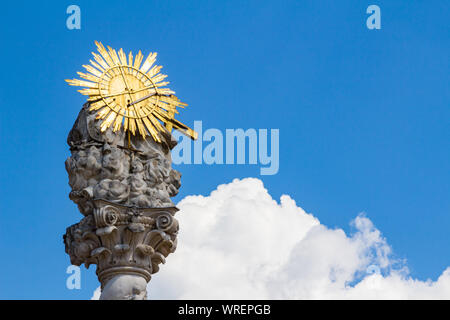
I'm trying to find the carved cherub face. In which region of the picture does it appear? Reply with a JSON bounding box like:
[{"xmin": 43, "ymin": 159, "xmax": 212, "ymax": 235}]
[
  {"xmin": 88, "ymin": 145, "xmax": 101, "ymax": 160},
  {"xmin": 74, "ymin": 149, "xmax": 87, "ymax": 167},
  {"xmin": 102, "ymin": 145, "xmax": 121, "ymax": 168},
  {"xmin": 103, "ymin": 145, "xmax": 128, "ymax": 178},
  {"xmin": 131, "ymin": 158, "xmax": 144, "ymax": 173}
]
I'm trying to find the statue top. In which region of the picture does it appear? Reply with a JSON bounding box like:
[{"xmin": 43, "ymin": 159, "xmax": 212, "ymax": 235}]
[{"xmin": 66, "ymin": 41, "xmax": 197, "ymax": 142}]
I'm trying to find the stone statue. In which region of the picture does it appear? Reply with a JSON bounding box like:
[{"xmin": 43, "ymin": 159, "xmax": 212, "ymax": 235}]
[{"xmin": 64, "ymin": 103, "xmax": 181, "ymax": 300}]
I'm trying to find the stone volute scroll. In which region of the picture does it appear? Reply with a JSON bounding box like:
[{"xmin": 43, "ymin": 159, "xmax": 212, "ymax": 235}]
[{"xmin": 63, "ymin": 42, "xmax": 197, "ymax": 300}]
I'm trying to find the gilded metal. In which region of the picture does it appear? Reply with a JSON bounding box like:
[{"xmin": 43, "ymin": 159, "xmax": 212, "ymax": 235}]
[{"xmin": 66, "ymin": 41, "xmax": 198, "ymax": 142}]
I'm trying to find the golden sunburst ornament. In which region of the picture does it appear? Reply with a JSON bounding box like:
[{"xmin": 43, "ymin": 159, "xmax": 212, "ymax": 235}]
[{"xmin": 66, "ymin": 41, "xmax": 197, "ymax": 143}]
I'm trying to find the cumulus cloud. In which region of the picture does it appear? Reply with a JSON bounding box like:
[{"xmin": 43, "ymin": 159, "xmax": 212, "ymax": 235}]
[
  {"xmin": 93, "ymin": 178, "xmax": 450, "ymax": 299},
  {"xmin": 91, "ymin": 287, "xmax": 101, "ymax": 300}
]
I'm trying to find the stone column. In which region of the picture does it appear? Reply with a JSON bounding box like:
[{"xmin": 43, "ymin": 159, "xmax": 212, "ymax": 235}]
[{"xmin": 63, "ymin": 104, "xmax": 181, "ymax": 300}]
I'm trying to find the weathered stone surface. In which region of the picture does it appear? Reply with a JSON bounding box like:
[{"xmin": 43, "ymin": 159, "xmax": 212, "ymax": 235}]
[
  {"xmin": 64, "ymin": 103, "xmax": 181, "ymax": 299},
  {"xmin": 100, "ymin": 274, "xmax": 148, "ymax": 300},
  {"xmin": 65, "ymin": 104, "xmax": 181, "ymax": 215}
]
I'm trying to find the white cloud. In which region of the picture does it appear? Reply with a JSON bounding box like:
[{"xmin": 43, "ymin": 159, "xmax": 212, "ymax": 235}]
[
  {"xmin": 91, "ymin": 287, "xmax": 101, "ymax": 300},
  {"xmin": 93, "ymin": 178, "xmax": 450, "ymax": 299}
]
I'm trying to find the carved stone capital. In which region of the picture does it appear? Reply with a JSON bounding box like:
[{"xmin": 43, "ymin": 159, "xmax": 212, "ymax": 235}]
[{"xmin": 64, "ymin": 200, "xmax": 179, "ymax": 299}]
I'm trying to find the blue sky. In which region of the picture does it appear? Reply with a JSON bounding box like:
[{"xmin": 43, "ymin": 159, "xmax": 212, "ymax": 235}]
[{"xmin": 0, "ymin": 1, "xmax": 448, "ymax": 299}]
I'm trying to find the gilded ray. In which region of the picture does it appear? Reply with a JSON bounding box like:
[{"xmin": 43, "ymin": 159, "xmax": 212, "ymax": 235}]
[
  {"xmin": 107, "ymin": 46, "xmax": 120, "ymax": 65},
  {"xmin": 142, "ymin": 116, "xmax": 158, "ymax": 141},
  {"xmin": 66, "ymin": 79, "xmax": 97, "ymax": 88},
  {"xmin": 89, "ymin": 100, "xmax": 107, "ymax": 111},
  {"xmin": 118, "ymin": 48, "xmax": 128, "ymax": 66},
  {"xmin": 83, "ymin": 64, "xmax": 103, "ymax": 77},
  {"xmin": 140, "ymin": 52, "xmax": 157, "ymax": 74},
  {"xmin": 154, "ymin": 81, "xmax": 170, "ymax": 88},
  {"xmin": 77, "ymin": 88, "xmax": 104, "ymax": 96},
  {"xmin": 95, "ymin": 41, "xmax": 115, "ymax": 68},
  {"xmin": 97, "ymin": 107, "xmax": 110, "ymax": 120},
  {"xmin": 89, "ymin": 60, "xmax": 105, "ymax": 73},
  {"xmin": 133, "ymin": 51, "xmax": 144, "ymax": 69},
  {"xmin": 147, "ymin": 65, "xmax": 162, "ymax": 78},
  {"xmin": 92, "ymin": 52, "xmax": 110, "ymax": 71},
  {"xmin": 77, "ymin": 71, "xmax": 100, "ymax": 83},
  {"xmin": 152, "ymin": 73, "xmax": 168, "ymax": 84},
  {"xmin": 157, "ymin": 87, "xmax": 175, "ymax": 95},
  {"xmin": 128, "ymin": 51, "xmax": 133, "ymax": 67},
  {"xmin": 101, "ymin": 111, "xmax": 117, "ymax": 131},
  {"xmin": 123, "ymin": 113, "xmax": 129, "ymax": 132},
  {"xmin": 160, "ymin": 95, "xmax": 185, "ymax": 105}
]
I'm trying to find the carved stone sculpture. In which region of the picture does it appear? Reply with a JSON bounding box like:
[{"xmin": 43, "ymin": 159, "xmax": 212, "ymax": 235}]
[{"xmin": 64, "ymin": 104, "xmax": 181, "ymax": 300}]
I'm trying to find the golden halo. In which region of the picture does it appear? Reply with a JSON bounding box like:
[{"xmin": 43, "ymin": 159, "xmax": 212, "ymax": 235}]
[{"xmin": 66, "ymin": 41, "xmax": 197, "ymax": 142}]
